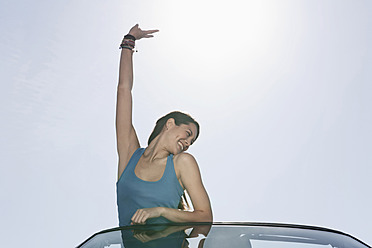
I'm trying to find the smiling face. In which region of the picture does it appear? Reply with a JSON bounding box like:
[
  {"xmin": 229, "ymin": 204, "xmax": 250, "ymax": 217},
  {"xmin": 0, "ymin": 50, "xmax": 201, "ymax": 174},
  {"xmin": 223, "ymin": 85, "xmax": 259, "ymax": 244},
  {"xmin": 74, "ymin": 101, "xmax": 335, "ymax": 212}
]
[{"xmin": 165, "ymin": 119, "xmax": 198, "ymax": 155}]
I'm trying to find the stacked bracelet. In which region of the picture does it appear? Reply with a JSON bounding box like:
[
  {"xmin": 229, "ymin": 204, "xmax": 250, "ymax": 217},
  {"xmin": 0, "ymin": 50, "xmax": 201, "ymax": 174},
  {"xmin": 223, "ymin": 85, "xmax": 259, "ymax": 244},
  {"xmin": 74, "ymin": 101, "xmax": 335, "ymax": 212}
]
[
  {"xmin": 119, "ymin": 34, "xmax": 137, "ymax": 51},
  {"xmin": 124, "ymin": 34, "xmax": 135, "ymax": 41}
]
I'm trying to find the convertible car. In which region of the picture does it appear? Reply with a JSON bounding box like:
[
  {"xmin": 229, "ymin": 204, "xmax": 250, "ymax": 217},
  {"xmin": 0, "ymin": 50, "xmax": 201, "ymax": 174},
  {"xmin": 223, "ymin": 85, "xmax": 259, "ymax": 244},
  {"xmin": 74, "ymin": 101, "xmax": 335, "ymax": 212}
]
[{"xmin": 77, "ymin": 222, "xmax": 370, "ymax": 248}]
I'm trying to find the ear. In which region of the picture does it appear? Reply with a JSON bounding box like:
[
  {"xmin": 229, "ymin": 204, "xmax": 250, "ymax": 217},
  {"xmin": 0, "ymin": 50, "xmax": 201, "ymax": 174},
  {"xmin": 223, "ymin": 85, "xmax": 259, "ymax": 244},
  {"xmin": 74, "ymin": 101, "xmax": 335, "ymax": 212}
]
[{"xmin": 165, "ymin": 118, "xmax": 176, "ymax": 130}]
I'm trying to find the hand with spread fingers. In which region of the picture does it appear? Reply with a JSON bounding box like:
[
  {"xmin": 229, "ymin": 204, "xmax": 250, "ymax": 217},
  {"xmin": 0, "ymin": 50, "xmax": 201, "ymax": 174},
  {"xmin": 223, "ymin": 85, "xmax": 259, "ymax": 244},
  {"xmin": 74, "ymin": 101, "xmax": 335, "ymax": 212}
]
[
  {"xmin": 128, "ymin": 24, "xmax": 159, "ymax": 40},
  {"xmin": 131, "ymin": 207, "xmax": 163, "ymax": 225}
]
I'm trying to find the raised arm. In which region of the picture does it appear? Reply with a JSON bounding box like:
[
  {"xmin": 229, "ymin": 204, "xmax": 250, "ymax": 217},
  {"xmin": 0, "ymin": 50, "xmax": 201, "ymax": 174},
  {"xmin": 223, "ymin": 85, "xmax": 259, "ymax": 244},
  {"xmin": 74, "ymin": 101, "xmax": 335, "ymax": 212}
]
[{"xmin": 116, "ymin": 24, "xmax": 159, "ymax": 180}]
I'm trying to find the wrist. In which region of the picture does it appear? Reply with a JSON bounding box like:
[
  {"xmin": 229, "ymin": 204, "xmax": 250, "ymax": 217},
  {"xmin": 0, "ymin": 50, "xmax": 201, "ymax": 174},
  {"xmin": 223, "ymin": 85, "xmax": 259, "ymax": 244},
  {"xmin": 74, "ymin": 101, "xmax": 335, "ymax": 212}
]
[
  {"xmin": 119, "ymin": 34, "xmax": 136, "ymax": 51},
  {"xmin": 127, "ymin": 33, "xmax": 137, "ymax": 40},
  {"xmin": 158, "ymin": 207, "xmax": 166, "ymax": 216}
]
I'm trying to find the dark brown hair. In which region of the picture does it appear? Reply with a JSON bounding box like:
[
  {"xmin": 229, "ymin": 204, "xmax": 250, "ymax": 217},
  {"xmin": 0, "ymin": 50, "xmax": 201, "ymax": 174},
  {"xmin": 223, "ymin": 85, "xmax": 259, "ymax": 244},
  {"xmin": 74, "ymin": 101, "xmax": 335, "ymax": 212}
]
[{"xmin": 147, "ymin": 111, "xmax": 200, "ymax": 146}]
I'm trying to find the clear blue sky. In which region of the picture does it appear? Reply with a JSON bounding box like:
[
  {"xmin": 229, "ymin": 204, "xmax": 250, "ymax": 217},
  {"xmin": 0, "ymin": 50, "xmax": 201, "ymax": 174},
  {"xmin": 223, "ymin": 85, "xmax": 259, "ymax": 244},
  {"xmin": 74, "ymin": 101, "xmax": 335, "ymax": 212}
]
[{"xmin": 1, "ymin": 0, "xmax": 371, "ymax": 247}]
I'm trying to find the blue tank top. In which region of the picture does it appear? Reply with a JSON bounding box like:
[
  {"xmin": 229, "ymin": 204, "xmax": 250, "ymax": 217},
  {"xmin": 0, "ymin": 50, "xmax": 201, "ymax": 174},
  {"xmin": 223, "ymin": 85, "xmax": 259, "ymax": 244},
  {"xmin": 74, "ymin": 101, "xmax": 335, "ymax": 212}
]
[{"xmin": 117, "ymin": 148, "xmax": 184, "ymax": 226}]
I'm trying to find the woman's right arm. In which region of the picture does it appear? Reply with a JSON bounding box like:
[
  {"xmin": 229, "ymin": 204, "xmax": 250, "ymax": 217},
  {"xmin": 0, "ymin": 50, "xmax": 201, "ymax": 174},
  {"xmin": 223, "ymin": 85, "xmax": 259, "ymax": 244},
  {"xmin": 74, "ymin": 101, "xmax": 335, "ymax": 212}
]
[
  {"xmin": 116, "ymin": 47, "xmax": 140, "ymax": 180},
  {"xmin": 116, "ymin": 25, "xmax": 158, "ymax": 180}
]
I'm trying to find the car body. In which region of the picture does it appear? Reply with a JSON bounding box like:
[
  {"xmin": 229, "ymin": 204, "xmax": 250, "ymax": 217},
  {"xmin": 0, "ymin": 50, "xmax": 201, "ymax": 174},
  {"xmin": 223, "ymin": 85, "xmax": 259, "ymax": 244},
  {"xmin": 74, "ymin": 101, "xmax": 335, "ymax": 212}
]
[{"xmin": 77, "ymin": 222, "xmax": 370, "ymax": 248}]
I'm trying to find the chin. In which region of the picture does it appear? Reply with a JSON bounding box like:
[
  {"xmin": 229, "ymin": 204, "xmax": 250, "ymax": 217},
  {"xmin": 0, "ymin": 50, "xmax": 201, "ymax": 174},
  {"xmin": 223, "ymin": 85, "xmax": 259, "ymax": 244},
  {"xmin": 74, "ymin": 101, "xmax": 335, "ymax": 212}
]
[{"xmin": 175, "ymin": 149, "xmax": 183, "ymax": 155}]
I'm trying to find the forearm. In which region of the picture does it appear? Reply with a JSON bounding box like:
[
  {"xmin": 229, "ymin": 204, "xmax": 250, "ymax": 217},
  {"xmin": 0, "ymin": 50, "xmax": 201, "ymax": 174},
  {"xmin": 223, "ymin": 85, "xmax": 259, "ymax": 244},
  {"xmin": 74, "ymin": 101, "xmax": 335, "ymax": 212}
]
[
  {"xmin": 118, "ymin": 48, "xmax": 134, "ymax": 90},
  {"xmin": 160, "ymin": 207, "xmax": 213, "ymax": 223},
  {"xmin": 117, "ymin": 24, "xmax": 158, "ymax": 90}
]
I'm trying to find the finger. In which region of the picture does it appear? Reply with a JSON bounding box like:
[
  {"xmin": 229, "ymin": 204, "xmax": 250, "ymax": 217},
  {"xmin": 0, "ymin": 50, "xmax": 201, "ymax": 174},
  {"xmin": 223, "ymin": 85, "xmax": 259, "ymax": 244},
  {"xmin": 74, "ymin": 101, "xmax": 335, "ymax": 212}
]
[
  {"xmin": 142, "ymin": 234, "xmax": 151, "ymax": 242},
  {"xmin": 139, "ymin": 212, "xmax": 149, "ymax": 224},
  {"xmin": 135, "ymin": 210, "xmax": 145, "ymax": 224},
  {"xmin": 136, "ymin": 211, "xmax": 145, "ymax": 224},
  {"xmin": 130, "ymin": 24, "xmax": 139, "ymax": 31},
  {"xmin": 136, "ymin": 210, "xmax": 144, "ymax": 222},
  {"xmin": 134, "ymin": 233, "xmax": 144, "ymax": 243},
  {"xmin": 131, "ymin": 210, "xmax": 138, "ymax": 222},
  {"xmin": 138, "ymin": 233, "xmax": 146, "ymax": 243},
  {"xmin": 144, "ymin": 30, "xmax": 159, "ymax": 36},
  {"xmin": 137, "ymin": 212, "xmax": 145, "ymax": 224},
  {"xmin": 145, "ymin": 29, "xmax": 159, "ymax": 33},
  {"xmin": 131, "ymin": 214, "xmax": 136, "ymax": 223},
  {"xmin": 131, "ymin": 210, "xmax": 141, "ymax": 223}
]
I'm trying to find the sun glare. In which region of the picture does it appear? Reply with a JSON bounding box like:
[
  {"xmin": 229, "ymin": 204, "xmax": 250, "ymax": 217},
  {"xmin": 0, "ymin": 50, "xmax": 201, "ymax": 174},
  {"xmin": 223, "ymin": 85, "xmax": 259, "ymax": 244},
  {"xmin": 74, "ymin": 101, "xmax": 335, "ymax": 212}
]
[{"xmin": 154, "ymin": 0, "xmax": 291, "ymax": 105}]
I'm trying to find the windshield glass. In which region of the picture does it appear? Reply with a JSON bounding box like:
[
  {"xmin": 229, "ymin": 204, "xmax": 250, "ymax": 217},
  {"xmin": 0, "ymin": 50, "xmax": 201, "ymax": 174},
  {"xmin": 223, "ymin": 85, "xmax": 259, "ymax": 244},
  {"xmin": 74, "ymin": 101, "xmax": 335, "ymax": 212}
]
[{"xmin": 77, "ymin": 224, "xmax": 369, "ymax": 248}]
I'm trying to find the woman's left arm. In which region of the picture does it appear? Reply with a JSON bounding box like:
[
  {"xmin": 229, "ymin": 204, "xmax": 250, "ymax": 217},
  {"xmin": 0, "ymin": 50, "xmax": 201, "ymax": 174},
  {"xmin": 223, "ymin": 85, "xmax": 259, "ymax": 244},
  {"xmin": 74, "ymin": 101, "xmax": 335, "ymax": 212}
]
[
  {"xmin": 130, "ymin": 153, "xmax": 213, "ymax": 224},
  {"xmin": 161, "ymin": 153, "xmax": 213, "ymax": 222}
]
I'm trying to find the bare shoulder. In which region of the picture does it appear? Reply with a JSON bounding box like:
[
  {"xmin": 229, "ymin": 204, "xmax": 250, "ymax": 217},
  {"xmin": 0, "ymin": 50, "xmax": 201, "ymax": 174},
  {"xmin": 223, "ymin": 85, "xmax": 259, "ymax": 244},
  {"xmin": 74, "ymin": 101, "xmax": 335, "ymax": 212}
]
[
  {"xmin": 174, "ymin": 152, "xmax": 200, "ymax": 175},
  {"xmin": 174, "ymin": 152, "xmax": 197, "ymax": 165}
]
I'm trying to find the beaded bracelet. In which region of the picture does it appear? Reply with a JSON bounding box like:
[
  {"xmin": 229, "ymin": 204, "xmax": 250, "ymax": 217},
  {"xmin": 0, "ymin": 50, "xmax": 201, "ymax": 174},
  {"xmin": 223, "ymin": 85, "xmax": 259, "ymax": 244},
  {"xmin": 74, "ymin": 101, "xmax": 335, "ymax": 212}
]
[
  {"xmin": 119, "ymin": 40, "xmax": 135, "ymax": 50},
  {"xmin": 119, "ymin": 34, "xmax": 137, "ymax": 51},
  {"xmin": 124, "ymin": 34, "xmax": 136, "ymax": 41}
]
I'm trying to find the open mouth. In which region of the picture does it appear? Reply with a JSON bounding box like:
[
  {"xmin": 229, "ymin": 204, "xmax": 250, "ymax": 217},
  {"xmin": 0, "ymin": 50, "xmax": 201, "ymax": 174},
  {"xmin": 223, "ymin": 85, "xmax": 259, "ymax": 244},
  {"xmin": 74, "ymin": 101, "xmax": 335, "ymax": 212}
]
[{"xmin": 178, "ymin": 141, "xmax": 184, "ymax": 151}]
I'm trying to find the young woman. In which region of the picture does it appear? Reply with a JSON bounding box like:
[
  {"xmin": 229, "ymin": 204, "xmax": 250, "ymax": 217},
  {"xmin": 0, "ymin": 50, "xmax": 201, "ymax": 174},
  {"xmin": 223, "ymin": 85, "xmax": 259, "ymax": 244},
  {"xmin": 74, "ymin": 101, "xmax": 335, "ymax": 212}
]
[{"xmin": 116, "ymin": 24, "xmax": 213, "ymax": 226}]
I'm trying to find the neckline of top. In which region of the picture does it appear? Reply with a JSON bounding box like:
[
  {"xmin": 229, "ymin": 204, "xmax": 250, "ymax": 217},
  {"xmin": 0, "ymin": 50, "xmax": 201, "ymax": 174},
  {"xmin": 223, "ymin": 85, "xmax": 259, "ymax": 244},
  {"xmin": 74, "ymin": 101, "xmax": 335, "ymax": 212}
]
[{"xmin": 133, "ymin": 149, "xmax": 173, "ymax": 183}]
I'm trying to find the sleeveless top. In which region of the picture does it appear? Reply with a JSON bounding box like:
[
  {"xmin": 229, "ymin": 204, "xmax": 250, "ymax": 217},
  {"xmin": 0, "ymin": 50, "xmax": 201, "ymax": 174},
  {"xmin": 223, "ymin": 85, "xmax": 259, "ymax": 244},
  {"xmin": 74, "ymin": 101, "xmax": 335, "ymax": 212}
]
[{"xmin": 117, "ymin": 148, "xmax": 184, "ymax": 226}]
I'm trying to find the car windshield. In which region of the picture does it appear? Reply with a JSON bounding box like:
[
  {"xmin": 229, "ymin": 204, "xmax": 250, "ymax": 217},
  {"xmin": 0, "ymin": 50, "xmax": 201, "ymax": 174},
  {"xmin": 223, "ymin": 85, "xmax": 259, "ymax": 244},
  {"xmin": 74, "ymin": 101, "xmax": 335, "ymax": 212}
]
[{"xmin": 77, "ymin": 223, "xmax": 370, "ymax": 248}]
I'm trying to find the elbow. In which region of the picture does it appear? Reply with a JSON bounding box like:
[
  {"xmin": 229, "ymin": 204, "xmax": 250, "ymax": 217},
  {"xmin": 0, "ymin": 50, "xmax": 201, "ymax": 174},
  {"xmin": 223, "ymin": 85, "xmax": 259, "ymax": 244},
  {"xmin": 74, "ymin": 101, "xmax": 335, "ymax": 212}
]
[
  {"xmin": 205, "ymin": 212, "xmax": 213, "ymax": 222},
  {"xmin": 117, "ymin": 84, "xmax": 132, "ymax": 91},
  {"xmin": 198, "ymin": 210, "xmax": 213, "ymax": 223}
]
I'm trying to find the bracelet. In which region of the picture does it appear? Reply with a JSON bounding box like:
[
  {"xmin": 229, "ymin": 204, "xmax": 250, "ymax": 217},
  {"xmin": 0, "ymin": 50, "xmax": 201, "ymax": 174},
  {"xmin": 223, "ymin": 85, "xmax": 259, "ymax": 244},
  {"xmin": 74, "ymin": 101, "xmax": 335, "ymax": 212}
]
[
  {"xmin": 124, "ymin": 34, "xmax": 136, "ymax": 41},
  {"xmin": 119, "ymin": 34, "xmax": 137, "ymax": 51}
]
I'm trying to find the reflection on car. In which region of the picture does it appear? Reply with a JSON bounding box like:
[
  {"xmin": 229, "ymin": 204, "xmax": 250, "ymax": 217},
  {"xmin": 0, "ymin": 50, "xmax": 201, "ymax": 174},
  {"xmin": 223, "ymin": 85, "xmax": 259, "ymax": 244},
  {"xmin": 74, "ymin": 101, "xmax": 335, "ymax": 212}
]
[{"xmin": 77, "ymin": 222, "xmax": 371, "ymax": 248}]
